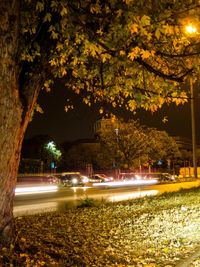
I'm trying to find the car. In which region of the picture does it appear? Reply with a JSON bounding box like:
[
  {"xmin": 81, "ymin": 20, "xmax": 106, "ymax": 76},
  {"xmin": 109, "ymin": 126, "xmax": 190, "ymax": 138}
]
[
  {"xmin": 58, "ymin": 172, "xmax": 88, "ymax": 187},
  {"xmin": 120, "ymin": 173, "xmax": 149, "ymax": 181},
  {"xmin": 89, "ymin": 174, "xmax": 114, "ymax": 183},
  {"xmin": 159, "ymin": 173, "xmax": 176, "ymax": 182}
]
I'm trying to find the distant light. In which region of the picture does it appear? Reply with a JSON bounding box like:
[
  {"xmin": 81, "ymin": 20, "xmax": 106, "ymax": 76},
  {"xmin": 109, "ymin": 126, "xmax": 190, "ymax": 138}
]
[
  {"xmin": 135, "ymin": 174, "xmax": 142, "ymax": 180},
  {"xmin": 82, "ymin": 176, "xmax": 89, "ymax": 183},
  {"xmin": 15, "ymin": 185, "xmax": 58, "ymax": 195},
  {"xmin": 72, "ymin": 178, "xmax": 78, "ymax": 184},
  {"xmin": 47, "ymin": 141, "xmax": 55, "ymax": 149},
  {"xmin": 185, "ymin": 25, "xmax": 197, "ymax": 34}
]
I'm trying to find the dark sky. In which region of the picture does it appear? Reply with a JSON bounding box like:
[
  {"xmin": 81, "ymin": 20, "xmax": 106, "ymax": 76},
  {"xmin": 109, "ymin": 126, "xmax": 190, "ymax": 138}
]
[{"xmin": 25, "ymin": 81, "xmax": 200, "ymax": 144}]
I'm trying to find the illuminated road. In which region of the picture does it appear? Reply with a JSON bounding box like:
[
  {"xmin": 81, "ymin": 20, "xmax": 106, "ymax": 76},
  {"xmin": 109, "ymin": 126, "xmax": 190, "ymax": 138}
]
[{"xmin": 14, "ymin": 180, "xmax": 200, "ymax": 217}]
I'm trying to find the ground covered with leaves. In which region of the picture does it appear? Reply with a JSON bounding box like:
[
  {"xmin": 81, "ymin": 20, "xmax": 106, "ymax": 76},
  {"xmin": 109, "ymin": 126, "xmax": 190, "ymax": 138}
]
[{"xmin": 2, "ymin": 187, "xmax": 200, "ymax": 266}]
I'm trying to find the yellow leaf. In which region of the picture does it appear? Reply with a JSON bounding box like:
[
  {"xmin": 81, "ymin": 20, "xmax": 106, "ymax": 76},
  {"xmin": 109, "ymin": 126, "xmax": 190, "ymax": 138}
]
[
  {"xmin": 141, "ymin": 15, "xmax": 151, "ymax": 26},
  {"xmin": 83, "ymin": 98, "xmax": 89, "ymax": 104},
  {"xmin": 99, "ymin": 107, "xmax": 104, "ymax": 114},
  {"xmin": 43, "ymin": 13, "xmax": 51, "ymax": 22},
  {"xmin": 35, "ymin": 104, "xmax": 43, "ymax": 114},
  {"xmin": 49, "ymin": 58, "xmax": 57, "ymax": 66},
  {"xmin": 96, "ymin": 28, "xmax": 103, "ymax": 36},
  {"xmin": 123, "ymin": 0, "xmax": 134, "ymax": 5},
  {"xmin": 141, "ymin": 49, "xmax": 151, "ymax": 60},
  {"xmin": 75, "ymin": 88, "xmax": 80, "ymax": 94},
  {"xmin": 130, "ymin": 23, "xmax": 139, "ymax": 34},
  {"xmin": 60, "ymin": 67, "xmax": 67, "ymax": 76},
  {"xmin": 101, "ymin": 53, "xmax": 111, "ymax": 62},
  {"xmin": 155, "ymin": 28, "xmax": 161, "ymax": 39},
  {"xmin": 119, "ymin": 50, "xmax": 126, "ymax": 56},
  {"xmin": 128, "ymin": 47, "xmax": 140, "ymax": 60},
  {"xmin": 162, "ymin": 116, "xmax": 168, "ymax": 123},
  {"xmin": 56, "ymin": 43, "xmax": 63, "ymax": 51}
]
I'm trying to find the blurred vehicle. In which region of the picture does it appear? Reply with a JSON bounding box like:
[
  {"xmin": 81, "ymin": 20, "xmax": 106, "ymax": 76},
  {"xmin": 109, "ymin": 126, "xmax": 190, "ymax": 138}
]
[
  {"xmin": 120, "ymin": 173, "xmax": 150, "ymax": 181},
  {"xmin": 58, "ymin": 172, "xmax": 89, "ymax": 187},
  {"xmin": 159, "ymin": 173, "xmax": 176, "ymax": 182},
  {"xmin": 47, "ymin": 175, "xmax": 60, "ymax": 184},
  {"xmin": 89, "ymin": 174, "xmax": 114, "ymax": 183},
  {"xmin": 120, "ymin": 172, "xmax": 176, "ymax": 182},
  {"xmin": 17, "ymin": 174, "xmax": 60, "ymax": 184}
]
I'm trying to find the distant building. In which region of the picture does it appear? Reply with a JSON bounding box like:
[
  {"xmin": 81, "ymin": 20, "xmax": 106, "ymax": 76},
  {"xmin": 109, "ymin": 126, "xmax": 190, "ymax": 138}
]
[
  {"xmin": 173, "ymin": 136, "xmax": 200, "ymax": 153},
  {"xmin": 172, "ymin": 136, "xmax": 192, "ymax": 152},
  {"xmin": 94, "ymin": 117, "xmax": 118, "ymax": 136}
]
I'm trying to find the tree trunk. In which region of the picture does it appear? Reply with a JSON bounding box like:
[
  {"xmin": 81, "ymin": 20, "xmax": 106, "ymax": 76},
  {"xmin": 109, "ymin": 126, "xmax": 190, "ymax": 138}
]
[
  {"xmin": 0, "ymin": 0, "xmax": 20, "ymax": 245},
  {"xmin": 0, "ymin": 98, "xmax": 24, "ymax": 244},
  {"xmin": 0, "ymin": 0, "xmax": 41, "ymax": 245}
]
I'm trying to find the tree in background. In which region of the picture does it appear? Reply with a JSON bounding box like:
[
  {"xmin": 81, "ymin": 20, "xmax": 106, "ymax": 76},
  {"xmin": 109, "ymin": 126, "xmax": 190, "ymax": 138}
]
[
  {"xmin": 97, "ymin": 118, "xmax": 180, "ymax": 171},
  {"xmin": 44, "ymin": 141, "xmax": 62, "ymax": 171},
  {"xmin": 97, "ymin": 119, "xmax": 149, "ymax": 169},
  {"xmin": 21, "ymin": 135, "xmax": 50, "ymax": 159},
  {"xmin": 63, "ymin": 142, "xmax": 100, "ymax": 171},
  {"xmin": 20, "ymin": 136, "xmax": 62, "ymax": 172},
  {"xmin": 1, "ymin": 0, "xmax": 200, "ymax": 244},
  {"xmin": 147, "ymin": 129, "xmax": 181, "ymax": 171}
]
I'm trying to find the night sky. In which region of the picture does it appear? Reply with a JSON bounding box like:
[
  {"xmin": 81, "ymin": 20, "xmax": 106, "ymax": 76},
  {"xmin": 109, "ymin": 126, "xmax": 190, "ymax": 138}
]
[{"xmin": 25, "ymin": 81, "xmax": 200, "ymax": 145}]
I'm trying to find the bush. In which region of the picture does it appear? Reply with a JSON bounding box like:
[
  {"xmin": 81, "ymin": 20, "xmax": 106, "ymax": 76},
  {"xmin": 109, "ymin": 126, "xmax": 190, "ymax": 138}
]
[{"xmin": 77, "ymin": 197, "xmax": 107, "ymax": 208}]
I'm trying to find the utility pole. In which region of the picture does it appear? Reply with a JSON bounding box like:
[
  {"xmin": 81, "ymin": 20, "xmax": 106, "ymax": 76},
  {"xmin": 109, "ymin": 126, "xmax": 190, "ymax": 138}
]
[{"xmin": 190, "ymin": 78, "xmax": 198, "ymax": 178}]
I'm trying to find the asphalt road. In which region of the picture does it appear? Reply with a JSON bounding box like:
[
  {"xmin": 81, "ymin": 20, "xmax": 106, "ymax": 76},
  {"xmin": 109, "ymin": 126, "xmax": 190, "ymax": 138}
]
[{"xmin": 14, "ymin": 180, "xmax": 200, "ymax": 217}]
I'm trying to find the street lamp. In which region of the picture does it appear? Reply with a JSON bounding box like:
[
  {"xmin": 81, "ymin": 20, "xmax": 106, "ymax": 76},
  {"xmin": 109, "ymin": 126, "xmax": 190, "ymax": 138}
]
[
  {"xmin": 185, "ymin": 24, "xmax": 197, "ymax": 35},
  {"xmin": 185, "ymin": 24, "xmax": 198, "ymax": 178},
  {"xmin": 190, "ymin": 78, "xmax": 198, "ymax": 178}
]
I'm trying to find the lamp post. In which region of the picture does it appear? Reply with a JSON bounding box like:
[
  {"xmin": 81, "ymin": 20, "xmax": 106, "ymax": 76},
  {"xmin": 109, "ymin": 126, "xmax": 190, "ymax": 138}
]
[
  {"xmin": 185, "ymin": 24, "xmax": 198, "ymax": 178},
  {"xmin": 190, "ymin": 78, "xmax": 198, "ymax": 178}
]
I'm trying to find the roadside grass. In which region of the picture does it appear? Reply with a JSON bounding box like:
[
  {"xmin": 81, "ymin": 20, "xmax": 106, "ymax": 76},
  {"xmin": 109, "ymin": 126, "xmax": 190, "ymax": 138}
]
[
  {"xmin": 1, "ymin": 186, "xmax": 200, "ymax": 266},
  {"xmin": 77, "ymin": 197, "xmax": 108, "ymax": 208}
]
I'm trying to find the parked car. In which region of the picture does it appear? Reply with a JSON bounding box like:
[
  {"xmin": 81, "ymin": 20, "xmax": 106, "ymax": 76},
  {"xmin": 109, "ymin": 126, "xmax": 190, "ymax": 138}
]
[
  {"xmin": 89, "ymin": 174, "xmax": 113, "ymax": 183},
  {"xmin": 58, "ymin": 172, "xmax": 89, "ymax": 187}
]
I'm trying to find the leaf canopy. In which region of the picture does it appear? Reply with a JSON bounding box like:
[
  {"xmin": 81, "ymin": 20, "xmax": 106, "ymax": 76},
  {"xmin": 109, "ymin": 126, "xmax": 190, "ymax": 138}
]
[{"xmin": 19, "ymin": 0, "xmax": 200, "ymax": 113}]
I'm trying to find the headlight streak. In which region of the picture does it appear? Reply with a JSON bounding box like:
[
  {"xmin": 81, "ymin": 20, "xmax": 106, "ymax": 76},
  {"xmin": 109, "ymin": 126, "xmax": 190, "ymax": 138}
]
[
  {"xmin": 14, "ymin": 202, "xmax": 58, "ymax": 217},
  {"xmin": 108, "ymin": 190, "xmax": 159, "ymax": 202},
  {"xmin": 93, "ymin": 179, "xmax": 158, "ymax": 187},
  {"xmin": 15, "ymin": 185, "xmax": 58, "ymax": 195}
]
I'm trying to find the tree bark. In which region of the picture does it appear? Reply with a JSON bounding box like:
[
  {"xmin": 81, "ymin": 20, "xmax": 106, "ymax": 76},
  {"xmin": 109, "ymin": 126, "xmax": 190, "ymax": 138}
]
[
  {"xmin": 0, "ymin": 0, "xmax": 20, "ymax": 245},
  {"xmin": 0, "ymin": 0, "xmax": 41, "ymax": 245}
]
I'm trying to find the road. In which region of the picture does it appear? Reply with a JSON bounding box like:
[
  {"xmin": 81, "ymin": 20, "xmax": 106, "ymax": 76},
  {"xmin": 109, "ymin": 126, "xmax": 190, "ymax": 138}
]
[{"xmin": 14, "ymin": 180, "xmax": 200, "ymax": 217}]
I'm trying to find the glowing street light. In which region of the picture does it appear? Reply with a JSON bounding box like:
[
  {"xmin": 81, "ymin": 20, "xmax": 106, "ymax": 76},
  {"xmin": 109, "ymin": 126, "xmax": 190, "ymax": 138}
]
[{"xmin": 185, "ymin": 24, "xmax": 197, "ymax": 35}]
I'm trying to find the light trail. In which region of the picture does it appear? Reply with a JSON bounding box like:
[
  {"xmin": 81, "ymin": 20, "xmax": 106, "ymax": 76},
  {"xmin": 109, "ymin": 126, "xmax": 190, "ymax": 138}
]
[
  {"xmin": 108, "ymin": 190, "xmax": 159, "ymax": 202},
  {"xmin": 14, "ymin": 202, "xmax": 58, "ymax": 217},
  {"xmin": 93, "ymin": 179, "xmax": 158, "ymax": 187},
  {"xmin": 15, "ymin": 185, "xmax": 58, "ymax": 195}
]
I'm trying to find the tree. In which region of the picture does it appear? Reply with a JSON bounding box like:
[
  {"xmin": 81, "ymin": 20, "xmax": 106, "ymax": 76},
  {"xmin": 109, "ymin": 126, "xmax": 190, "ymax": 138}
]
[
  {"xmin": 1, "ymin": 0, "xmax": 200, "ymax": 244},
  {"xmin": 147, "ymin": 129, "xmax": 181, "ymax": 171},
  {"xmin": 64, "ymin": 142, "xmax": 100, "ymax": 170},
  {"xmin": 97, "ymin": 118, "xmax": 180, "ymax": 170},
  {"xmin": 20, "ymin": 136, "xmax": 62, "ymax": 172},
  {"xmin": 98, "ymin": 119, "xmax": 152, "ymax": 169},
  {"xmin": 44, "ymin": 141, "xmax": 62, "ymax": 171},
  {"xmin": 147, "ymin": 129, "xmax": 181, "ymax": 161}
]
